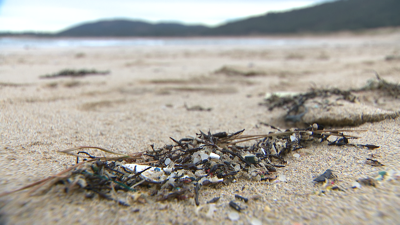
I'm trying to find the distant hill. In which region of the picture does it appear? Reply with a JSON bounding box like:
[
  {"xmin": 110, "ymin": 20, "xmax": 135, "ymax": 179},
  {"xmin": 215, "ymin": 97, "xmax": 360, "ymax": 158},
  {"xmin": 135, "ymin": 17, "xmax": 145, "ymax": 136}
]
[
  {"xmin": 205, "ymin": 0, "xmax": 400, "ymax": 35},
  {"xmin": 56, "ymin": 19, "xmax": 208, "ymax": 37},
  {"xmin": 1, "ymin": 0, "xmax": 400, "ymax": 37}
]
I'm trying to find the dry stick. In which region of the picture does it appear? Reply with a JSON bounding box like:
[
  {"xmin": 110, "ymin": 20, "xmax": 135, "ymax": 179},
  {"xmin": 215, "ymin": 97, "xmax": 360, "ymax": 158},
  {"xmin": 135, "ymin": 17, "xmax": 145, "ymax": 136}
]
[
  {"xmin": 0, "ymin": 160, "xmax": 90, "ymax": 197},
  {"xmin": 59, "ymin": 146, "xmax": 129, "ymax": 157},
  {"xmin": 234, "ymin": 129, "xmax": 366, "ymax": 140},
  {"xmin": 194, "ymin": 183, "xmax": 200, "ymax": 206},
  {"xmin": 229, "ymin": 130, "xmax": 365, "ymax": 145}
]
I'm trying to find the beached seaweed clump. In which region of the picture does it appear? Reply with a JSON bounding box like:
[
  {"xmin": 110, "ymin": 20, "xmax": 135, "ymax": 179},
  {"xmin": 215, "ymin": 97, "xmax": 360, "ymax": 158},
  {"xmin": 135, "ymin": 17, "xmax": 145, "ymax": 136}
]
[
  {"xmin": 261, "ymin": 74, "xmax": 400, "ymax": 125},
  {"xmin": 0, "ymin": 125, "xmax": 377, "ymax": 207}
]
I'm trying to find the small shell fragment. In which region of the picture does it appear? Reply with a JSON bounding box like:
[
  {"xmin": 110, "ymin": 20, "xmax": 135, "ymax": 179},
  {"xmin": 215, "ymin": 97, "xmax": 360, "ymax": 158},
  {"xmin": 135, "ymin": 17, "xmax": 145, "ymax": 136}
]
[
  {"xmin": 164, "ymin": 158, "xmax": 171, "ymax": 166},
  {"xmin": 290, "ymin": 134, "xmax": 297, "ymax": 142},
  {"xmin": 123, "ymin": 164, "xmax": 153, "ymax": 173},
  {"xmin": 209, "ymin": 153, "xmax": 220, "ymax": 160},
  {"xmin": 351, "ymin": 182, "xmax": 361, "ymax": 189},
  {"xmin": 122, "ymin": 164, "xmax": 168, "ymax": 184}
]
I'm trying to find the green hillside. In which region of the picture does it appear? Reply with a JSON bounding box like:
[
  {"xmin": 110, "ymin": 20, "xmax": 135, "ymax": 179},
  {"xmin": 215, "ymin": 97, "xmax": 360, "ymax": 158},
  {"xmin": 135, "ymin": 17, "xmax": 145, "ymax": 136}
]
[
  {"xmin": 56, "ymin": 19, "xmax": 208, "ymax": 37},
  {"xmin": 205, "ymin": 0, "xmax": 400, "ymax": 35}
]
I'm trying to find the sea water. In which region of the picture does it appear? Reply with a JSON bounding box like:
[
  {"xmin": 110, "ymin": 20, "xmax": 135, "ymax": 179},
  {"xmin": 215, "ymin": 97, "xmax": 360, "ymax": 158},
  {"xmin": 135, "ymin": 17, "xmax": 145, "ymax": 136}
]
[{"xmin": 0, "ymin": 37, "xmax": 331, "ymax": 49}]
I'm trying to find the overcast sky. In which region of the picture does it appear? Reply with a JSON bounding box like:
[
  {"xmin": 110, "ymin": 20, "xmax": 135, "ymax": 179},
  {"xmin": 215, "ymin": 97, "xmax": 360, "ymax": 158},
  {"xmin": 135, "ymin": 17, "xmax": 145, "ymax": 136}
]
[{"xmin": 0, "ymin": 0, "xmax": 328, "ymax": 32}]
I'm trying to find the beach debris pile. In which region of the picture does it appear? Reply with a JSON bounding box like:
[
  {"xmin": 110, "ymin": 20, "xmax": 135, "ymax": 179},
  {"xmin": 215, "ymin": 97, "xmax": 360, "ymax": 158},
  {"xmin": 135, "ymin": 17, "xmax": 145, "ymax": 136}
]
[
  {"xmin": 0, "ymin": 125, "xmax": 381, "ymax": 207},
  {"xmin": 40, "ymin": 69, "xmax": 109, "ymax": 78},
  {"xmin": 261, "ymin": 74, "xmax": 400, "ymax": 126}
]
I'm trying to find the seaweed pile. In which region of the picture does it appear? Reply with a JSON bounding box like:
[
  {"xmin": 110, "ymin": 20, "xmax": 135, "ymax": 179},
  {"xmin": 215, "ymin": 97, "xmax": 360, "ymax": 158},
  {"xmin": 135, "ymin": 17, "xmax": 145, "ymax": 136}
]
[
  {"xmin": 40, "ymin": 69, "xmax": 109, "ymax": 78},
  {"xmin": 0, "ymin": 125, "xmax": 376, "ymax": 207},
  {"xmin": 261, "ymin": 74, "xmax": 400, "ymax": 125},
  {"xmin": 359, "ymin": 74, "xmax": 400, "ymax": 98}
]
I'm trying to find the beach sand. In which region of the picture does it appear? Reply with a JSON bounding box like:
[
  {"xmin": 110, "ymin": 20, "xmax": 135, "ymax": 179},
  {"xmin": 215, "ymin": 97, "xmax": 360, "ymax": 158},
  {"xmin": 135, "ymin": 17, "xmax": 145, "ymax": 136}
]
[{"xmin": 1, "ymin": 32, "xmax": 400, "ymax": 224}]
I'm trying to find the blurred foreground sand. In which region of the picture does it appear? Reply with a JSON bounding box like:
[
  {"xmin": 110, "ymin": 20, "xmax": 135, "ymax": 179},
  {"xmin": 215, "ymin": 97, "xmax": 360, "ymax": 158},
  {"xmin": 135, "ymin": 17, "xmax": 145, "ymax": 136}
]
[{"xmin": 1, "ymin": 32, "xmax": 400, "ymax": 224}]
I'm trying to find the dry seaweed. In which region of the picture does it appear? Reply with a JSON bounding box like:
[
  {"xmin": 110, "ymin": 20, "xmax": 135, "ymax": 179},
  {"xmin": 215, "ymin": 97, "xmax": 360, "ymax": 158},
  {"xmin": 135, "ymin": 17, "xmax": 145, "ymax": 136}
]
[
  {"xmin": 40, "ymin": 69, "xmax": 109, "ymax": 79},
  {"xmin": 0, "ymin": 125, "xmax": 377, "ymax": 207},
  {"xmin": 262, "ymin": 87, "xmax": 356, "ymax": 112},
  {"xmin": 261, "ymin": 73, "xmax": 400, "ymax": 125},
  {"xmin": 357, "ymin": 73, "xmax": 400, "ymax": 98},
  {"xmin": 365, "ymin": 158, "xmax": 384, "ymax": 167},
  {"xmin": 214, "ymin": 66, "xmax": 265, "ymax": 77}
]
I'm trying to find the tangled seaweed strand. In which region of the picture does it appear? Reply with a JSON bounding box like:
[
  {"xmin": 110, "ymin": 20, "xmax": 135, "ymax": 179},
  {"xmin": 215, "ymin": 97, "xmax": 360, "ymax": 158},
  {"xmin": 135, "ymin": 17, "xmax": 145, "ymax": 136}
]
[
  {"xmin": 262, "ymin": 88, "xmax": 356, "ymax": 112},
  {"xmin": 0, "ymin": 125, "xmax": 376, "ymax": 206},
  {"xmin": 356, "ymin": 73, "xmax": 400, "ymax": 98}
]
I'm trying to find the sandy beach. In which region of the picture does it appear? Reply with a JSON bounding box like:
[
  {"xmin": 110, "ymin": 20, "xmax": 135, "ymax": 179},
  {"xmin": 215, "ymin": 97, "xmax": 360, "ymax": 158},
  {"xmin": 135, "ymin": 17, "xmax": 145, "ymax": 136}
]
[{"xmin": 1, "ymin": 31, "xmax": 400, "ymax": 224}]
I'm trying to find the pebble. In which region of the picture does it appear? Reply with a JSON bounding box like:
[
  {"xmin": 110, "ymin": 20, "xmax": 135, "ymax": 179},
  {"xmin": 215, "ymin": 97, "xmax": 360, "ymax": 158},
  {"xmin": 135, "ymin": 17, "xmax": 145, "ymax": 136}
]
[
  {"xmin": 164, "ymin": 158, "xmax": 171, "ymax": 166},
  {"xmin": 277, "ymin": 175, "xmax": 287, "ymax": 182},
  {"xmin": 228, "ymin": 210, "xmax": 239, "ymax": 221},
  {"xmin": 249, "ymin": 218, "xmax": 262, "ymax": 225},
  {"xmin": 351, "ymin": 182, "xmax": 361, "ymax": 189}
]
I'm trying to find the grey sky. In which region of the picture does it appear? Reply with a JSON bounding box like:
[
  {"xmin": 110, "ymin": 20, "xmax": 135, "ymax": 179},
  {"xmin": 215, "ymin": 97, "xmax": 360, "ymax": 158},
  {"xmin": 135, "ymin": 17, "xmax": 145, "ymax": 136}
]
[{"xmin": 0, "ymin": 0, "xmax": 328, "ymax": 32}]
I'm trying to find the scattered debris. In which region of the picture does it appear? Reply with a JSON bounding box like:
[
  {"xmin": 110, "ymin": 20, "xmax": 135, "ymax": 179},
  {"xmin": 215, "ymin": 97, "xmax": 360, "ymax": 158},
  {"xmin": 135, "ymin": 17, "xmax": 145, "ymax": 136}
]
[
  {"xmin": 313, "ymin": 169, "xmax": 336, "ymax": 183},
  {"xmin": 184, "ymin": 103, "xmax": 212, "ymax": 111},
  {"xmin": 229, "ymin": 201, "xmax": 244, "ymax": 212},
  {"xmin": 357, "ymin": 177, "xmax": 378, "ymax": 187},
  {"xmin": 385, "ymin": 55, "xmax": 400, "ymax": 61},
  {"xmin": 207, "ymin": 197, "xmax": 220, "ymax": 204},
  {"xmin": 215, "ymin": 66, "xmax": 265, "ymax": 77},
  {"xmin": 326, "ymin": 186, "xmax": 344, "ymax": 191},
  {"xmin": 0, "ymin": 82, "xmax": 28, "ymax": 87},
  {"xmin": 234, "ymin": 194, "xmax": 248, "ymax": 203},
  {"xmin": 40, "ymin": 69, "xmax": 109, "ymax": 79},
  {"xmin": 365, "ymin": 158, "xmax": 384, "ymax": 167}
]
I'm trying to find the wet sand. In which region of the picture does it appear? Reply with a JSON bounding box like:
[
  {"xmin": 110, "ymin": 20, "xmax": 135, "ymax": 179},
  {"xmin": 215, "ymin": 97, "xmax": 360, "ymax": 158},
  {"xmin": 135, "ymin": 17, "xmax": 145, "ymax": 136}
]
[{"xmin": 1, "ymin": 32, "xmax": 400, "ymax": 224}]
